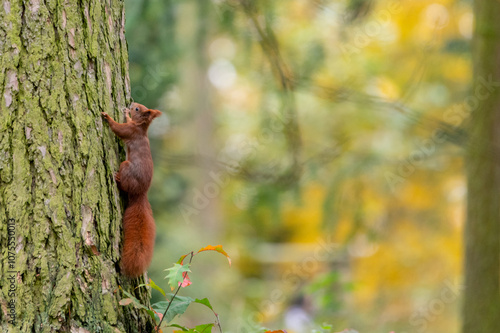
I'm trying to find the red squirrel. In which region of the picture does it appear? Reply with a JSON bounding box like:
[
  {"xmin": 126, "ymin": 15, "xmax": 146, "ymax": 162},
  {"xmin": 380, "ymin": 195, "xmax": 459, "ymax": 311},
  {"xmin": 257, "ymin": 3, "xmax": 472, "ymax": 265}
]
[{"xmin": 101, "ymin": 103, "xmax": 162, "ymax": 277}]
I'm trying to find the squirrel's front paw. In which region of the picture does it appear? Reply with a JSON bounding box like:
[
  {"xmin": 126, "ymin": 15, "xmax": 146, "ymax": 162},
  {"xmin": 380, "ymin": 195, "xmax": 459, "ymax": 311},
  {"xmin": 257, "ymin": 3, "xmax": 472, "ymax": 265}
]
[
  {"xmin": 123, "ymin": 108, "xmax": 131, "ymax": 118},
  {"xmin": 101, "ymin": 112, "xmax": 110, "ymax": 121}
]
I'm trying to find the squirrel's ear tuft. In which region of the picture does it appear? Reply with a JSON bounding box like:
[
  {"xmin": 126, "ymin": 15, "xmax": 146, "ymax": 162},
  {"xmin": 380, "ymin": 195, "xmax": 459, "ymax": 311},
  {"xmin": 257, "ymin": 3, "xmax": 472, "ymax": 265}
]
[{"xmin": 150, "ymin": 109, "xmax": 162, "ymax": 118}]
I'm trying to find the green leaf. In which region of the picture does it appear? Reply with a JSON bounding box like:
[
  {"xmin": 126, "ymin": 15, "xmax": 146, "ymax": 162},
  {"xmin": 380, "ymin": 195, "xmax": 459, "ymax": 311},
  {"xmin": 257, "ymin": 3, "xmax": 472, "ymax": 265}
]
[
  {"xmin": 194, "ymin": 298, "xmax": 214, "ymax": 311},
  {"xmin": 177, "ymin": 253, "xmax": 189, "ymax": 264},
  {"xmin": 146, "ymin": 308, "xmax": 160, "ymax": 323},
  {"xmin": 151, "ymin": 300, "xmax": 170, "ymax": 312},
  {"xmin": 149, "ymin": 278, "xmax": 166, "ymax": 296},
  {"xmin": 136, "ymin": 278, "xmax": 165, "ymax": 296},
  {"xmin": 194, "ymin": 323, "xmax": 214, "ymax": 332},
  {"xmin": 169, "ymin": 324, "xmax": 189, "ymax": 331},
  {"xmin": 184, "ymin": 323, "xmax": 214, "ymax": 333},
  {"xmin": 152, "ymin": 294, "xmax": 194, "ymax": 323},
  {"xmin": 321, "ymin": 323, "xmax": 333, "ymax": 329},
  {"xmin": 164, "ymin": 263, "xmax": 191, "ymax": 290}
]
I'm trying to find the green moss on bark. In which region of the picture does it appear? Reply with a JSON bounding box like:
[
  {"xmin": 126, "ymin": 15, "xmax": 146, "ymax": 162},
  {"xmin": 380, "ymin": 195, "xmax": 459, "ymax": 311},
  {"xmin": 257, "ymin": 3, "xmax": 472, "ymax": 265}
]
[{"xmin": 0, "ymin": 1, "xmax": 153, "ymax": 332}]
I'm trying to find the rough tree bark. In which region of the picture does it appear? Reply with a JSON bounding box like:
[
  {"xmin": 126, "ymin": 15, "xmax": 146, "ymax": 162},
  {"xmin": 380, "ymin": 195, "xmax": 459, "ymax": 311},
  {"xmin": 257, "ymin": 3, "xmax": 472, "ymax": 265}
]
[
  {"xmin": 463, "ymin": 0, "xmax": 500, "ymax": 332},
  {"xmin": 0, "ymin": 0, "xmax": 154, "ymax": 332}
]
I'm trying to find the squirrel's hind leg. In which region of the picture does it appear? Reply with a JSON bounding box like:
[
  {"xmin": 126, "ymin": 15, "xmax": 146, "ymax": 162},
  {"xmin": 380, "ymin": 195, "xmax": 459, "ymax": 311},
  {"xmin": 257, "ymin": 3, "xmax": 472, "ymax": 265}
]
[
  {"xmin": 114, "ymin": 172, "xmax": 123, "ymax": 190},
  {"xmin": 116, "ymin": 160, "xmax": 141, "ymax": 194}
]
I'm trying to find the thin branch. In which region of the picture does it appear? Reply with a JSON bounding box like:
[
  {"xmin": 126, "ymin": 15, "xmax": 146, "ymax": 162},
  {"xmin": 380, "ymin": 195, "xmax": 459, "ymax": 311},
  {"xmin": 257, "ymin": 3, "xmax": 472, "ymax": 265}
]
[
  {"xmin": 215, "ymin": 313, "xmax": 223, "ymax": 333},
  {"xmin": 156, "ymin": 284, "xmax": 182, "ymax": 333}
]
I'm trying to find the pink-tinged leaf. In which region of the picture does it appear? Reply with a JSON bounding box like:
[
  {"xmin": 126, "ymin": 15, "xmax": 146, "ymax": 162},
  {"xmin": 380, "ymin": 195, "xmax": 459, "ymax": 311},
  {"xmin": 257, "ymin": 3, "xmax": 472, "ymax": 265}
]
[
  {"xmin": 153, "ymin": 309, "xmax": 163, "ymax": 321},
  {"xmin": 197, "ymin": 245, "xmax": 231, "ymax": 266},
  {"xmin": 180, "ymin": 271, "xmax": 192, "ymax": 288},
  {"xmin": 119, "ymin": 298, "xmax": 133, "ymax": 306},
  {"xmin": 164, "ymin": 263, "xmax": 191, "ymax": 290},
  {"xmin": 178, "ymin": 252, "xmax": 194, "ymax": 287}
]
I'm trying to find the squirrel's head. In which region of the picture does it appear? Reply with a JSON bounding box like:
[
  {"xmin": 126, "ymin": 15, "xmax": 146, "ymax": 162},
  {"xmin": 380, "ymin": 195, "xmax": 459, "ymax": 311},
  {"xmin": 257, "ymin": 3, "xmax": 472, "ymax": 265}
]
[{"xmin": 130, "ymin": 102, "xmax": 162, "ymax": 125}]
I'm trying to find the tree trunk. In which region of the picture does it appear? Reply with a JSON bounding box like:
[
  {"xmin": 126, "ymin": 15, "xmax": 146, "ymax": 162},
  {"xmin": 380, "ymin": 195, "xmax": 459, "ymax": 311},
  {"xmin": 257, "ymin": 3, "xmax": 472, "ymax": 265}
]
[
  {"xmin": 463, "ymin": 0, "xmax": 500, "ymax": 332},
  {"xmin": 193, "ymin": 0, "xmax": 220, "ymax": 236},
  {"xmin": 0, "ymin": 1, "xmax": 154, "ymax": 332}
]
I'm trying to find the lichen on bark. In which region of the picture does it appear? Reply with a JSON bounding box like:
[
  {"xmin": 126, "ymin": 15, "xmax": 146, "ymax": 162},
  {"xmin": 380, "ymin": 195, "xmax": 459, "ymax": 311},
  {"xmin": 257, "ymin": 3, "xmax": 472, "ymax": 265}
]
[{"xmin": 0, "ymin": 1, "xmax": 154, "ymax": 332}]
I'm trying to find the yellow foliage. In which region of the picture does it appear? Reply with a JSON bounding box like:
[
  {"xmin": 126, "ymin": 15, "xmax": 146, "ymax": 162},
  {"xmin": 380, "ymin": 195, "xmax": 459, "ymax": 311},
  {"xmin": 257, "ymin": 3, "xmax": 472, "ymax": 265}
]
[
  {"xmin": 283, "ymin": 184, "xmax": 325, "ymax": 242},
  {"xmin": 374, "ymin": 77, "xmax": 400, "ymax": 100},
  {"xmin": 442, "ymin": 57, "xmax": 471, "ymax": 83},
  {"xmin": 400, "ymin": 182, "xmax": 435, "ymax": 210},
  {"xmin": 351, "ymin": 219, "xmax": 462, "ymax": 326}
]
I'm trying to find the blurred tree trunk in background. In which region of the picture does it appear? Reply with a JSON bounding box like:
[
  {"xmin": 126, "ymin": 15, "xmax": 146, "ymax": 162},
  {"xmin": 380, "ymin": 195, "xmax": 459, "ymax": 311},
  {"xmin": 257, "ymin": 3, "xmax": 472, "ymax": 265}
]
[
  {"xmin": 194, "ymin": 0, "xmax": 219, "ymax": 236},
  {"xmin": 178, "ymin": 1, "xmax": 221, "ymax": 236},
  {"xmin": 463, "ymin": 0, "xmax": 500, "ymax": 332},
  {"xmin": 0, "ymin": 1, "xmax": 153, "ymax": 331}
]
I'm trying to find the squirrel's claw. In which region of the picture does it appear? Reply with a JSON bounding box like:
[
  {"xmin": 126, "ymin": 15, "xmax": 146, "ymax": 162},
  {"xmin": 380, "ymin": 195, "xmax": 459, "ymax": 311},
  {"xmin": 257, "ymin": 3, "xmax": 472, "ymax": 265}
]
[
  {"xmin": 101, "ymin": 112, "xmax": 110, "ymax": 121},
  {"xmin": 114, "ymin": 172, "xmax": 124, "ymax": 191}
]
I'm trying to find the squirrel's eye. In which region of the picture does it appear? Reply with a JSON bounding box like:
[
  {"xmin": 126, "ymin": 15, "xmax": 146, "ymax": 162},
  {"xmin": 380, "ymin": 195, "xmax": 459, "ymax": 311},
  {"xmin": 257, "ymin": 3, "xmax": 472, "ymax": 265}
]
[{"xmin": 135, "ymin": 107, "xmax": 139, "ymax": 111}]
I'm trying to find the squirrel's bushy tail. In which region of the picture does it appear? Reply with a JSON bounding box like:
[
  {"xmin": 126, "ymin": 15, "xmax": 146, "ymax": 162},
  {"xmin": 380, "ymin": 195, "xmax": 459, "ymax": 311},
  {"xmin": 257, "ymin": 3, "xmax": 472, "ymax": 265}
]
[{"xmin": 121, "ymin": 195, "xmax": 156, "ymax": 278}]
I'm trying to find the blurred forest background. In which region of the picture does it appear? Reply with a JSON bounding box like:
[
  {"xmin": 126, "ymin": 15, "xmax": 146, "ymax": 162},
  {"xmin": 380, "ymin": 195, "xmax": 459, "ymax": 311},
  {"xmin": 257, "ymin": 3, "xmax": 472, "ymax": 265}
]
[{"xmin": 124, "ymin": 0, "xmax": 470, "ymax": 331}]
